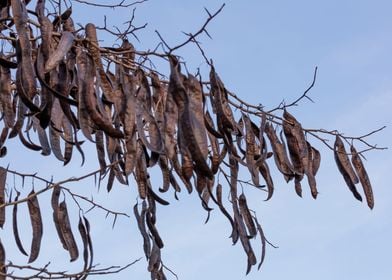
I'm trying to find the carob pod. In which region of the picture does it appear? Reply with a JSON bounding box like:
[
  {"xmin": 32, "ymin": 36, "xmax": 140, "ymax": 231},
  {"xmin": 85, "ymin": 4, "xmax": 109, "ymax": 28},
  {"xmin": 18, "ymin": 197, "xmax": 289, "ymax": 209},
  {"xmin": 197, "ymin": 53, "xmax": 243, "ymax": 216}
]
[
  {"xmin": 44, "ymin": 31, "xmax": 75, "ymax": 73},
  {"xmin": 58, "ymin": 200, "xmax": 79, "ymax": 262},
  {"xmin": 168, "ymin": 56, "xmax": 213, "ymax": 179},
  {"xmin": 351, "ymin": 145, "xmax": 374, "ymax": 209},
  {"xmin": 0, "ymin": 59, "xmax": 16, "ymax": 128},
  {"xmin": 134, "ymin": 201, "xmax": 151, "ymax": 260},
  {"xmin": 0, "ymin": 167, "xmax": 5, "ymax": 228},
  {"xmin": 242, "ymin": 113, "xmax": 260, "ymax": 186},
  {"xmin": 0, "ymin": 237, "xmax": 5, "ymax": 280},
  {"xmin": 334, "ymin": 136, "xmax": 362, "ymax": 201},
  {"xmin": 51, "ymin": 185, "xmax": 68, "ymax": 250},
  {"xmin": 264, "ymin": 123, "xmax": 295, "ymax": 182},
  {"xmin": 11, "ymin": 0, "xmax": 40, "ymax": 113},
  {"xmin": 13, "ymin": 191, "xmax": 28, "ymax": 256},
  {"xmin": 27, "ymin": 190, "xmax": 43, "ymax": 263},
  {"xmin": 238, "ymin": 193, "xmax": 257, "ymax": 237}
]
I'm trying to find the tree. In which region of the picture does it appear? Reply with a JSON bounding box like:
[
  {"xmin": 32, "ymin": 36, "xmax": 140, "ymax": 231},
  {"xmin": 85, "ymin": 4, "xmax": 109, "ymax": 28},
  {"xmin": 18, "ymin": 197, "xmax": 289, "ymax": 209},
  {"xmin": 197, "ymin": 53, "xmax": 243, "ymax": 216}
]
[{"xmin": 0, "ymin": 0, "xmax": 390, "ymax": 279}]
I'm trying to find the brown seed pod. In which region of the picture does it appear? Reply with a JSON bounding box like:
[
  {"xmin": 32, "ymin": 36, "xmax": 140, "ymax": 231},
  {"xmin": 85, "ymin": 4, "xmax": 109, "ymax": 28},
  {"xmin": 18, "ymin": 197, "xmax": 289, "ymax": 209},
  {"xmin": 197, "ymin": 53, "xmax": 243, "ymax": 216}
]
[
  {"xmin": 0, "ymin": 237, "xmax": 5, "ymax": 280},
  {"xmin": 305, "ymin": 141, "xmax": 318, "ymax": 199},
  {"xmin": 11, "ymin": 0, "xmax": 39, "ymax": 112},
  {"xmin": 83, "ymin": 216, "xmax": 93, "ymax": 270},
  {"xmin": 134, "ymin": 202, "xmax": 151, "ymax": 260},
  {"xmin": 122, "ymin": 75, "xmax": 137, "ymax": 175},
  {"xmin": 214, "ymin": 184, "xmax": 236, "ymax": 239},
  {"xmin": 231, "ymin": 190, "xmax": 257, "ymax": 274},
  {"xmin": 145, "ymin": 209, "xmax": 164, "ymax": 249},
  {"xmin": 168, "ymin": 56, "xmax": 213, "ymax": 179},
  {"xmin": 95, "ymin": 130, "xmax": 107, "ymax": 175},
  {"xmin": 265, "ymin": 123, "xmax": 295, "ymax": 182},
  {"xmin": 31, "ymin": 115, "xmax": 51, "ymax": 156},
  {"xmin": 0, "ymin": 56, "xmax": 17, "ymax": 69},
  {"xmin": 259, "ymin": 161, "xmax": 274, "ymax": 201},
  {"xmin": 238, "ymin": 194, "xmax": 257, "ymax": 237},
  {"xmin": 0, "ymin": 61, "xmax": 16, "ymax": 128},
  {"xmin": 334, "ymin": 136, "xmax": 362, "ymax": 201},
  {"xmin": 0, "ymin": 167, "xmax": 5, "ymax": 228},
  {"xmin": 27, "ymin": 189, "xmax": 43, "ymax": 263},
  {"xmin": 85, "ymin": 23, "xmax": 116, "ymax": 103},
  {"xmin": 282, "ymin": 110, "xmax": 306, "ymax": 176},
  {"xmin": 13, "ymin": 191, "xmax": 28, "ymax": 256},
  {"xmin": 58, "ymin": 200, "xmax": 79, "ymax": 262},
  {"xmin": 8, "ymin": 96, "xmax": 27, "ymax": 139},
  {"xmin": 242, "ymin": 113, "xmax": 261, "ymax": 185},
  {"xmin": 76, "ymin": 49, "xmax": 123, "ymax": 139},
  {"xmin": 78, "ymin": 216, "xmax": 89, "ymax": 273},
  {"xmin": 185, "ymin": 74, "xmax": 209, "ymax": 158},
  {"xmin": 254, "ymin": 216, "xmax": 267, "ymax": 270},
  {"xmin": 209, "ymin": 65, "xmax": 237, "ymax": 135},
  {"xmin": 51, "ymin": 185, "xmax": 68, "ymax": 251},
  {"xmin": 135, "ymin": 141, "xmax": 148, "ymax": 199},
  {"xmin": 351, "ymin": 145, "xmax": 374, "ymax": 209},
  {"xmin": 44, "ymin": 31, "xmax": 74, "ymax": 73}
]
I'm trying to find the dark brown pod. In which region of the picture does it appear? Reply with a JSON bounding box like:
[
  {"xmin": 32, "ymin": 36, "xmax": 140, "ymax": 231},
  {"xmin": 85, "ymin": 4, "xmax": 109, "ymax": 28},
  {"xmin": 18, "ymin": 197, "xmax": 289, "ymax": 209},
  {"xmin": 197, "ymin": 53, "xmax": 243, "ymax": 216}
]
[
  {"xmin": 351, "ymin": 145, "xmax": 374, "ymax": 209},
  {"xmin": 27, "ymin": 190, "xmax": 43, "ymax": 263},
  {"xmin": 334, "ymin": 136, "xmax": 362, "ymax": 201}
]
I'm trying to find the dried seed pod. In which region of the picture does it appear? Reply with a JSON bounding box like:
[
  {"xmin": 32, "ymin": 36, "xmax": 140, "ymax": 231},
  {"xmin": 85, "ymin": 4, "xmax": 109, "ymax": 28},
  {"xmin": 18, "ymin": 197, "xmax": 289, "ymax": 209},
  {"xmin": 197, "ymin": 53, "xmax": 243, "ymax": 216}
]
[
  {"xmin": 242, "ymin": 113, "xmax": 260, "ymax": 186},
  {"xmin": 259, "ymin": 161, "xmax": 274, "ymax": 201},
  {"xmin": 265, "ymin": 123, "xmax": 295, "ymax": 182},
  {"xmin": 305, "ymin": 141, "xmax": 318, "ymax": 199},
  {"xmin": 230, "ymin": 183, "xmax": 257, "ymax": 274},
  {"xmin": 78, "ymin": 216, "xmax": 89, "ymax": 272},
  {"xmin": 147, "ymin": 186, "xmax": 170, "ymax": 206},
  {"xmin": 282, "ymin": 110, "xmax": 306, "ymax": 175},
  {"xmin": 135, "ymin": 141, "xmax": 148, "ymax": 199},
  {"xmin": 311, "ymin": 144, "xmax": 321, "ymax": 176},
  {"xmin": 145, "ymin": 210, "xmax": 164, "ymax": 249},
  {"xmin": 0, "ymin": 60, "xmax": 16, "ymax": 128},
  {"xmin": 122, "ymin": 75, "xmax": 137, "ymax": 175},
  {"xmin": 11, "ymin": 0, "xmax": 39, "ymax": 112},
  {"xmin": 133, "ymin": 202, "xmax": 151, "ymax": 260},
  {"xmin": 351, "ymin": 145, "xmax": 374, "ymax": 209},
  {"xmin": 283, "ymin": 110, "xmax": 318, "ymax": 198},
  {"xmin": 238, "ymin": 194, "xmax": 257, "ymax": 237},
  {"xmin": 254, "ymin": 216, "xmax": 267, "ymax": 270},
  {"xmin": 44, "ymin": 31, "xmax": 74, "ymax": 73},
  {"xmin": 62, "ymin": 117, "xmax": 75, "ymax": 165},
  {"xmin": 185, "ymin": 74, "xmax": 209, "ymax": 158},
  {"xmin": 58, "ymin": 200, "xmax": 79, "ymax": 262},
  {"xmin": 95, "ymin": 130, "xmax": 107, "ymax": 174},
  {"xmin": 334, "ymin": 136, "xmax": 362, "ymax": 201},
  {"xmin": 213, "ymin": 184, "xmax": 236, "ymax": 238},
  {"xmin": 0, "ymin": 238, "xmax": 5, "ymax": 280},
  {"xmin": 209, "ymin": 65, "xmax": 237, "ymax": 135},
  {"xmin": 158, "ymin": 155, "xmax": 170, "ymax": 193},
  {"xmin": 51, "ymin": 185, "xmax": 68, "ymax": 251},
  {"xmin": 0, "ymin": 56, "xmax": 17, "ymax": 69},
  {"xmin": 148, "ymin": 240, "xmax": 161, "ymax": 273},
  {"xmin": 36, "ymin": 15, "xmax": 53, "ymax": 63},
  {"xmin": 85, "ymin": 23, "xmax": 116, "ymax": 102},
  {"xmin": 27, "ymin": 190, "xmax": 43, "ymax": 263},
  {"xmin": 13, "ymin": 191, "xmax": 28, "ymax": 256},
  {"xmin": 76, "ymin": 49, "xmax": 123, "ymax": 138},
  {"xmin": 83, "ymin": 216, "xmax": 93, "ymax": 270},
  {"xmin": 0, "ymin": 167, "xmax": 5, "ymax": 228},
  {"xmin": 31, "ymin": 115, "xmax": 51, "ymax": 156},
  {"xmin": 168, "ymin": 56, "xmax": 213, "ymax": 179}
]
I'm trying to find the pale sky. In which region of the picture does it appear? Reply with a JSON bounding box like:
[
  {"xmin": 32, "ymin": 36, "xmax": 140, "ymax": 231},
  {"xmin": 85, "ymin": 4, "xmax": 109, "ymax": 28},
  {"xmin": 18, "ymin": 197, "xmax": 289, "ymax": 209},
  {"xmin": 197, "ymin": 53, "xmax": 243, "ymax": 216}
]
[{"xmin": 1, "ymin": 1, "xmax": 391, "ymax": 279}]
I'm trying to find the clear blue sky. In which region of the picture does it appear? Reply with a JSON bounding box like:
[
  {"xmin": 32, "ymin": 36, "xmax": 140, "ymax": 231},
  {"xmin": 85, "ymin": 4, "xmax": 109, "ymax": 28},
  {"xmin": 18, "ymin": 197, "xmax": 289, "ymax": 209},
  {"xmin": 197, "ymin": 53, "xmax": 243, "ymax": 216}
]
[{"xmin": 2, "ymin": 1, "xmax": 391, "ymax": 279}]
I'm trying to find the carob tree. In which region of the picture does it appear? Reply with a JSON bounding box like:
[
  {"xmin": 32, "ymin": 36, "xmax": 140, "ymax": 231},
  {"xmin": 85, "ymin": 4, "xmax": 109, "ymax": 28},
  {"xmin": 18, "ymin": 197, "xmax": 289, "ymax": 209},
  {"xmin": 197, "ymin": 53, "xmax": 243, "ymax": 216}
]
[{"xmin": 0, "ymin": 0, "xmax": 387, "ymax": 279}]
